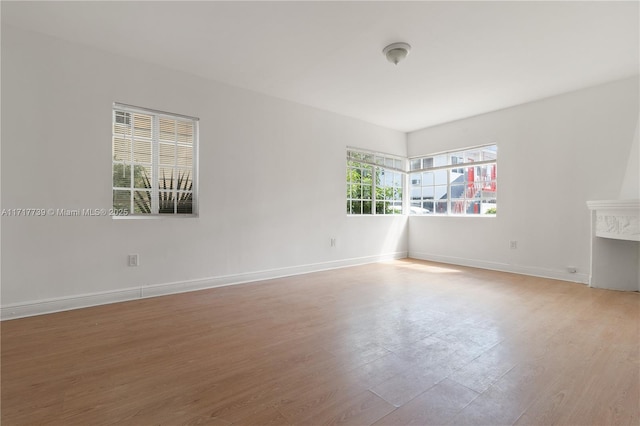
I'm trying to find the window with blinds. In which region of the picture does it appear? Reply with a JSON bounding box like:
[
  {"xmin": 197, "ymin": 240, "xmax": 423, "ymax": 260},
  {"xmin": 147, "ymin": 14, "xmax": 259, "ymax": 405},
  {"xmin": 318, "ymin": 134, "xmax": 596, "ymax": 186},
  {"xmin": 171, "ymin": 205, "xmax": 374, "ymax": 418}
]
[{"xmin": 112, "ymin": 103, "xmax": 198, "ymax": 216}]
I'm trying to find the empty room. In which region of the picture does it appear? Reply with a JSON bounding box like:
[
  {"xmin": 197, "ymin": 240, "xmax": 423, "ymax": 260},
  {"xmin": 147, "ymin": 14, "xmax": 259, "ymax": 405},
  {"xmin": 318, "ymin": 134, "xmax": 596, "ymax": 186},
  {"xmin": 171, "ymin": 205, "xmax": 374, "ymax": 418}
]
[{"xmin": 1, "ymin": 1, "xmax": 639, "ymax": 425}]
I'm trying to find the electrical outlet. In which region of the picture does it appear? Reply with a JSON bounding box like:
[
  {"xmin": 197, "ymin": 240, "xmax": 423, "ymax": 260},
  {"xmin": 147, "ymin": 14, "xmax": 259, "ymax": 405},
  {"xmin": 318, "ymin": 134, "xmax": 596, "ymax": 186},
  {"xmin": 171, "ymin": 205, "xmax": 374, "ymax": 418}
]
[
  {"xmin": 567, "ymin": 266, "xmax": 577, "ymax": 273},
  {"xmin": 510, "ymin": 240, "xmax": 518, "ymax": 250},
  {"xmin": 330, "ymin": 238, "xmax": 336, "ymax": 247},
  {"xmin": 128, "ymin": 254, "xmax": 139, "ymax": 267}
]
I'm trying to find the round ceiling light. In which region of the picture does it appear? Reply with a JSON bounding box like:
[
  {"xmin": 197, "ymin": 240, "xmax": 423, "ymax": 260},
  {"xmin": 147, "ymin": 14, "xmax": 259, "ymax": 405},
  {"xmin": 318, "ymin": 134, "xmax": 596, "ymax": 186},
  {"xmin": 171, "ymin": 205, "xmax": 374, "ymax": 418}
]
[{"xmin": 382, "ymin": 42, "xmax": 411, "ymax": 66}]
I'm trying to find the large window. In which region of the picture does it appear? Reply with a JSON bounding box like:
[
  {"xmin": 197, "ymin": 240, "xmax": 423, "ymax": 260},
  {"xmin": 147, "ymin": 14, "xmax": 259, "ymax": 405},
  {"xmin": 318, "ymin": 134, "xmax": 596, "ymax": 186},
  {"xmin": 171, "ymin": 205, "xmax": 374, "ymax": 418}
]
[
  {"xmin": 347, "ymin": 149, "xmax": 405, "ymax": 215},
  {"xmin": 410, "ymin": 145, "xmax": 497, "ymax": 215},
  {"xmin": 112, "ymin": 103, "xmax": 198, "ymax": 216}
]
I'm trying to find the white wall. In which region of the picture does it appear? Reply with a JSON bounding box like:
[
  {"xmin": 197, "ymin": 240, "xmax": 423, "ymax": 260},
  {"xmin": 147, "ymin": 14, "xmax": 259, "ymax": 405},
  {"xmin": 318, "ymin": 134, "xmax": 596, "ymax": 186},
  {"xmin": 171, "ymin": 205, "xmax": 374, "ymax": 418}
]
[
  {"xmin": 619, "ymin": 119, "xmax": 639, "ymax": 199},
  {"xmin": 407, "ymin": 77, "xmax": 639, "ymax": 282},
  {"xmin": 0, "ymin": 26, "xmax": 408, "ymax": 318}
]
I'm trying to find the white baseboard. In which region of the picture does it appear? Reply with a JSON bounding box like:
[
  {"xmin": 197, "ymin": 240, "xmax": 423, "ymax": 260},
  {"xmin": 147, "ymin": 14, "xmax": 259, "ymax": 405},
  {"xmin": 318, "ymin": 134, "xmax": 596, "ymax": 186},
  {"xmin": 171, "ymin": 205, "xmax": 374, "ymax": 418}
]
[
  {"xmin": 1, "ymin": 251, "xmax": 407, "ymax": 320},
  {"xmin": 409, "ymin": 251, "xmax": 590, "ymax": 284}
]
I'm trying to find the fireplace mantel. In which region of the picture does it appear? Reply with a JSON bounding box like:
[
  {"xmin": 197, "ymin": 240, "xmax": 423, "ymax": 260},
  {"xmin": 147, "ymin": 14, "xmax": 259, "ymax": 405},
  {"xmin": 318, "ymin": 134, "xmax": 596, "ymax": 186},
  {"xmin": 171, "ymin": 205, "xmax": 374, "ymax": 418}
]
[
  {"xmin": 587, "ymin": 199, "xmax": 640, "ymax": 241},
  {"xmin": 586, "ymin": 199, "xmax": 639, "ymax": 291}
]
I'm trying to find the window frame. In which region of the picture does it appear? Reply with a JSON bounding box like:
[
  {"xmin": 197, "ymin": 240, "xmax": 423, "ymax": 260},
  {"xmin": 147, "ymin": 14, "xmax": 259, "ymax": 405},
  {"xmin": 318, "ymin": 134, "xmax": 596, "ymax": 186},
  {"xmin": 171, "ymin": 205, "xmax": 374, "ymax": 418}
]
[
  {"xmin": 112, "ymin": 103, "xmax": 199, "ymax": 218},
  {"xmin": 346, "ymin": 148, "xmax": 406, "ymax": 216},
  {"xmin": 409, "ymin": 144, "xmax": 497, "ymax": 216}
]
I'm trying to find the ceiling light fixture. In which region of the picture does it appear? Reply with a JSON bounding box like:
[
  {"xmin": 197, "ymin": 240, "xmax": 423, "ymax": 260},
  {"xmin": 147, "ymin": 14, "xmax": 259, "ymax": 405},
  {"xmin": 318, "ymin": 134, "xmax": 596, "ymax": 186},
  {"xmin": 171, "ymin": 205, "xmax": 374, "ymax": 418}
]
[{"xmin": 383, "ymin": 42, "xmax": 411, "ymax": 66}]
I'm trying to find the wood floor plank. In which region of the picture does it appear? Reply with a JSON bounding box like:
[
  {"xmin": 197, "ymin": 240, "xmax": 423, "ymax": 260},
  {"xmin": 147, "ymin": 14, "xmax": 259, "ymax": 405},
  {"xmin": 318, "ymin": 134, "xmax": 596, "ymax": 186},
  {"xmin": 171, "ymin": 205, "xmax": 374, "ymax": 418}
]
[
  {"xmin": 373, "ymin": 378, "xmax": 479, "ymax": 425},
  {"xmin": 298, "ymin": 390, "xmax": 395, "ymax": 425},
  {"xmin": 447, "ymin": 341, "xmax": 518, "ymax": 394},
  {"xmin": 2, "ymin": 259, "xmax": 638, "ymax": 425}
]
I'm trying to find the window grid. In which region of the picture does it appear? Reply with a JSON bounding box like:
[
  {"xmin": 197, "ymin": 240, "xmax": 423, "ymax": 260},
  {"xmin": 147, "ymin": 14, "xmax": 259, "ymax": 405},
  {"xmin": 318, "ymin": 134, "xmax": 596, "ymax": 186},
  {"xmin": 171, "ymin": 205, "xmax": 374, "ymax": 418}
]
[
  {"xmin": 112, "ymin": 104, "xmax": 198, "ymax": 216},
  {"xmin": 347, "ymin": 149, "xmax": 405, "ymax": 215},
  {"xmin": 410, "ymin": 145, "xmax": 497, "ymax": 216}
]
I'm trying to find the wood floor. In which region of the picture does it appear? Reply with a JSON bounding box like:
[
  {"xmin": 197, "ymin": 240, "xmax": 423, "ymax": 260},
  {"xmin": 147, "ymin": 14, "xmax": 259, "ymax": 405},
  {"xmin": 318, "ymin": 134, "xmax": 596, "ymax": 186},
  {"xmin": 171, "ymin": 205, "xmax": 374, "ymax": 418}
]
[{"xmin": 2, "ymin": 259, "xmax": 639, "ymax": 425}]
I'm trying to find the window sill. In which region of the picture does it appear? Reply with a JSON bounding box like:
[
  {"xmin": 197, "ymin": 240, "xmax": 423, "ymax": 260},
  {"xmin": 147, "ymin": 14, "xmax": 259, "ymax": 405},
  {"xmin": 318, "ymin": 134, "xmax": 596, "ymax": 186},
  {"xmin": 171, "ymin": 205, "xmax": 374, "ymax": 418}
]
[
  {"xmin": 409, "ymin": 214, "xmax": 497, "ymax": 218},
  {"xmin": 112, "ymin": 214, "xmax": 198, "ymax": 220}
]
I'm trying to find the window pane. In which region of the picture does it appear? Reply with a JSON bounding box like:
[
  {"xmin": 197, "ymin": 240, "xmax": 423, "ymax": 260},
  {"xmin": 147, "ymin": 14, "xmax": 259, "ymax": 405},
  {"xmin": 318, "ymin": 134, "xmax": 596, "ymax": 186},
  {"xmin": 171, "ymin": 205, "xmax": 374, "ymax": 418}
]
[
  {"xmin": 422, "ymin": 186, "xmax": 434, "ymax": 199},
  {"xmin": 484, "ymin": 180, "xmax": 497, "ymax": 195},
  {"xmin": 392, "ymin": 172, "xmax": 402, "ymax": 187},
  {"xmin": 452, "ymin": 200, "xmax": 465, "ymax": 214},
  {"xmin": 133, "ymin": 190, "xmax": 152, "ymax": 214},
  {"xmin": 362, "ymin": 184, "xmax": 372, "ymax": 199},
  {"xmin": 351, "ymin": 183, "xmax": 363, "ymax": 200},
  {"xmin": 434, "ymin": 154, "xmax": 447, "ymax": 167},
  {"xmin": 352, "ymin": 201, "xmax": 362, "ymax": 215},
  {"xmin": 113, "ymin": 163, "xmax": 131, "ymax": 188},
  {"xmin": 422, "ymin": 172, "xmax": 434, "ymax": 186},
  {"xmin": 362, "ymin": 166, "xmax": 372, "ymax": 180},
  {"xmin": 347, "ymin": 166, "xmax": 359, "ymax": 183},
  {"xmin": 451, "ymin": 184, "xmax": 465, "ymax": 200},
  {"xmin": 158, "ymin": 191, "xmax": 176, "ymax": 214},
  {"xmin": 113, "ymin": 137, "xmax": 131, "ymax": 161},
  {"xmin": 159, "ymin": 118, "xmax": 176, "ymax": 141},
  {"xmin": 434, "ymin": 170, "xmax": 447, "ymax": 185},
  {"xmin": 450, "ymin": 153, "xmax": 464, "ymax": 166},
  {"xmin": 176, "ymin": 145, "xmax": 193, "ymax": 167},
  {"xmin": 435, "ymin": 200, "xmax": 448, "ymax": 214},
  {"xmin": 133, "ymin": 165, "xmax": 152, "ymax": 190},
  {"xmin": 176, "ymin": 192, "xmax": 193, "ymax": 214},
  {"xmin": 410, "ymin": 159, "xmax": 421, "ymax": 170},
  {"xmin": 177, "ymin": 122, "xmax": 193, "ymax": 144},
  {"xmin": 434, "ymin": 185, "xmax": 448, "ymax": 200},
  {"xmin": 385, "ymin": 202, "xmax": 393, "ymax": 214},
  {"xmin": 158, "ymin": 190, "xmax": 193, "ymax": 214},
  {"xmin": 410, "ymin": 186, "xmax": 421, "ymax": 199},
  {"xmin": 450, "ymin": 169, "xmax": 464, "ymax": 186},
  {"xmin": 113, "ymin": 190, "xmax": 130, "ymax": 212},
  {"xmin": 385, "ymin": 171, "xmax": 393, "ymax": 187},
  {"xmin": 159, "ymin": 143, "xmax": 175, "ymax": 166},
  {"xmin": 410, "ymin": 202, "xmax": 424, "ymax": 215},
  {"xmin": 362, "ymin": 201, "xmax": 372, "ymax": 214},
  {"xmin": 133, "ymin": 140, "xmax": 152, "ymax": 163},
  {"xmin": 463, "ymin": 148, "xmax": 482, "ymax": 163},
  {"xmin": 482, "ymin": 146, "xmax": 497, "ymax": 161},
  {"xmin": 132, "ymin": 113, "xmax": 152, "ymax": 139},
  {"xmin": 177, "ymin": 168, "xmax": 193, "ymax": 192},
  {"xmin": 483, "ymin": 200, "xmax": 497, "ymax": 215},
  {"xmin": 113, "ymin": 111, "xmax": 131, "ymax": 136},
  {"xmin": 158, "ymin": 167, "xmax": 193, "ymax": 191},
  {"xmin": 423, "ymin": 200, "xmax": 434, "ymax": 214}
]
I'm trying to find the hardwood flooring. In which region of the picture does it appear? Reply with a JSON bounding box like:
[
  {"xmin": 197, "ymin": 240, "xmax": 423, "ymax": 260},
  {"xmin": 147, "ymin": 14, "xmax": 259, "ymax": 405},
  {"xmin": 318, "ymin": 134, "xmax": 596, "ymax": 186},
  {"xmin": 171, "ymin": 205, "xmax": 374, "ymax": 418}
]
[{"xmin": 2, "ymin": 259, "xmax": 638, "ymax": 425}]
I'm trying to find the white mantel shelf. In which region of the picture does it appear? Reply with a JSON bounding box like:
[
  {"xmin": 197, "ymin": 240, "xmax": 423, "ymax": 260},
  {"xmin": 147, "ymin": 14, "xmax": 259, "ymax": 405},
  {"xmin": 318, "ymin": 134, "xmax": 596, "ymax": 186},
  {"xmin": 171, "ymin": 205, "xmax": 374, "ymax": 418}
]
[
  {"xmin": 586, "ymin": 199, "xmax": 639, "ymax": 291},
  {"xmin": 587, "ymin": 199, "xmax": 640, "ymax": 242}
]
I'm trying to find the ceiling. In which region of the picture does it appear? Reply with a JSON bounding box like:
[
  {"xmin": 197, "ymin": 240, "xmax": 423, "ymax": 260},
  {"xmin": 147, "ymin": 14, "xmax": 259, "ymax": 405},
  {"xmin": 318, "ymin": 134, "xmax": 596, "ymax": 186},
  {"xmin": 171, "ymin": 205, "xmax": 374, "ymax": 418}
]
[{"xmin": 3, "ymin": 1, "xmax": 639, "ymax": 133}]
